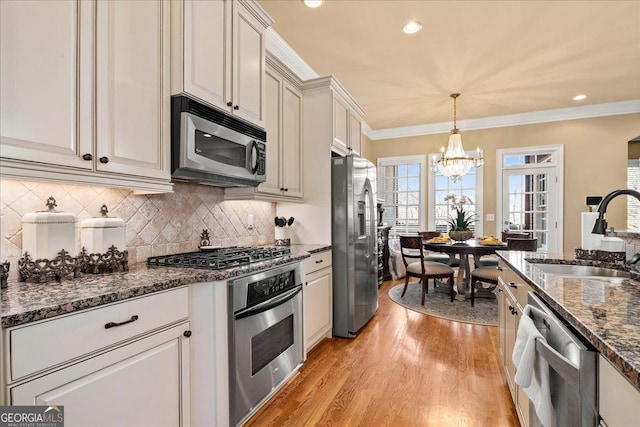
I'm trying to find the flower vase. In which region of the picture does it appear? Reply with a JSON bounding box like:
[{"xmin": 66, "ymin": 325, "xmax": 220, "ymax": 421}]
[{"xmin": 449, "ymin": 230, "xmax": 473, "ymax": 242}]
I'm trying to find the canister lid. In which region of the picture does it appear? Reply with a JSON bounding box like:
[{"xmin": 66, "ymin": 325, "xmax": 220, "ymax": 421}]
[
  {"xmin": 80, "ymin": 204, "xmax": 125, "ymax": 229},
  {"xmin": 22, "ymin": 196, "xmax": 78, "ymax": 224}
]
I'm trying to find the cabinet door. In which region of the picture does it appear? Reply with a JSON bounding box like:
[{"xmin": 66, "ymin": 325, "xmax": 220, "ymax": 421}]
[
  {"xmin": 303, "ymin": 268, "xmax": 332, "ymax": 354},
  {"xmin": 182, "ymin": 0, "xmax": 231, "ymax": 112},
  {"xmin": 497, "ymin": 284, "xmax": 506, "ymax": 361},
  {"xmin": 231, "ymin": 1, "xmax": 265, "ymax": 128},
  {"xmin": 11, "ymin": 323, "xmax": 190, "ymax": 427},
  {"xmin": 257, "ymin": 67, "xmax": 283, "ymax": 196},
  {"xmin": 0, "ymin": 0, "xmax": 92, "ymax": 169},
  {"xmin": 332, "ymin": 95, "xmax": 350, "ymax": 155},
  {"xmin": 349, "ymin": 111, "xmax": 362, "ymax": 156},
  {"xmin": 281, "ymin": 81, "xmax": 303, "ymax": 198},
  {"xmin": 503, "ymin": 287, "xmax": 517, "ymax": 399},
  {"xmin": 95, "ymin": 0, "xmax": 170, "ymax": 180}
]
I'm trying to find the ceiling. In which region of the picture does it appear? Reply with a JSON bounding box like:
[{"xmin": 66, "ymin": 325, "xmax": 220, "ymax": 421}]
[{"xmin": 258, "ymin": 0, "xmax": 640, "ymax": 133}]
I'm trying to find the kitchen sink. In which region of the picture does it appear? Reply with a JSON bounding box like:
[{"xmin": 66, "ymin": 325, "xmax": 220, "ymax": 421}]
[{"xmin": 528, "ymin": 263, "xmax": 631, "ymax": 279}]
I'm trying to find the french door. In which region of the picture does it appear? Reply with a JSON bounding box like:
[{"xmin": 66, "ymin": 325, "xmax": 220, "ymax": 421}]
[{"xmin": 502, "ymin": 166, "xmax": 558, "ymax": 252}]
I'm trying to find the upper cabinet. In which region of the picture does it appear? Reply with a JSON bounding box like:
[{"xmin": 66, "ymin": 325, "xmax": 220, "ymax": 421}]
[
  {"xmin": 305, "ymin": 76, "xmax": 365, "ymax": 157},
  {"xmin": 171, "ymin": 0, "xmax": 272, "ymax": 129},
  {"xmin": 225, "ymin": 55, "xmax": 304, "ymax": 202},
  {"xmin": 0, "ymin": 0, "xmax": 172, "ymax": 193}
]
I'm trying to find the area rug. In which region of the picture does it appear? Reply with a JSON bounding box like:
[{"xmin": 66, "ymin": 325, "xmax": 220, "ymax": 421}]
[{"xmin": 388, "ymin": 283, "xmax": 498, "ymax": 326}]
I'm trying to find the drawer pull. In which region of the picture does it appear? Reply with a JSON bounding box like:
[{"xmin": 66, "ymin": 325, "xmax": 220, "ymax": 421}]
[
  {"xmin": 508, "ymin": 282, "xmax": 519, "ymax": 288},
  {"xmin": 183, "ymin": 330, "xmax": 192, "ymax": 338},
  {"xmin": 104, "ymin": 315, "xmax": 139, "ymax": 329},
  {"xmin": 315, "ymin": 259, "xmax": 323, "ymax": 264}
]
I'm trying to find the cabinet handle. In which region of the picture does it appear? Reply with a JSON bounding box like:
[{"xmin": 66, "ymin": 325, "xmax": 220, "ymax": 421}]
[
  {"xmin": 315, "ymin": 259, "xmax": 323, "ymax": 264},
  {"xmin": 497, "ymin": 288, "xmax": 503, "ymax": 293},
  {"xmin": 284, "ymin": 188, "xmax": 288, "ymax": 192},
  {"xmin": 233, "ymin": 105, "xmax": 239, "ymax": 110},
  {"xmin": 82, "ymin": 153, "xmax": 93, "ymax": 161},
  {"xmin": 226, "ymin": 101, "xmax": 233, "ymax": 107},
  {"xmin": 104, "ymin": 315, "xmax": 139, "ymax": 329},
  {"xmin": 99, "ymin": 156, "xmax": 109, "ymax": 164},
  {"xmin": 508, "ymin": 282, "xmax": 518, "ymax": 288},
  {"xmin": 183, "ymin": 330, "xmax": 192, "ymax": 338}
]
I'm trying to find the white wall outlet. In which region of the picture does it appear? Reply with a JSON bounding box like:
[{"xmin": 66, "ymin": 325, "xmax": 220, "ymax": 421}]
[
  {"xmin": 486, "ymin": 213, "xmax": 495, "ymax": 221},
  {"xmin": 247, "ymin": 214, "xmax": 254, "ymax": 230}
]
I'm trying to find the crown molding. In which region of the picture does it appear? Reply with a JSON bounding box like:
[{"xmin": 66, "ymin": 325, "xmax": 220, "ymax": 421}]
[
  {"xmin": 370, "ymin": 99, "xmax": 640, "ymax": 140},
  {"xmin": 265, "ymin": 28, "xmax": 318, "ymax": 81}
]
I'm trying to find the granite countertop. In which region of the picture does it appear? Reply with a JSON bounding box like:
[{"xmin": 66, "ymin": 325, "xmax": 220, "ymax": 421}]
[
  {"xmin": 1, "ymin": 246, "xmax": 320, "ymax": 329},
  {"xmin": 497, "ymin": 250, "xmax": 640, "ymax": 391}
]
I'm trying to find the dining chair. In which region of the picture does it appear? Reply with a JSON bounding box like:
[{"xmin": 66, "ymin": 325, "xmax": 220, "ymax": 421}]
[
  {"xmin": 399, "ymin": 235, "xmax": 455, "ymax": 305},
  {"xmin": 420, "ymin": 231, "xmax": 460, "ymax": 266},
  {"xmin": 470, "ymin": 237, "xmax": 538, "ymax": 306}
]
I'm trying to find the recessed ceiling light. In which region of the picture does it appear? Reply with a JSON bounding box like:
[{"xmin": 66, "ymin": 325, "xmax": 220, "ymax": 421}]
[
  {"xmin": 303, "ymin": 0, "xmax": 323, "ymax": 8},
  {"xmin": 573, "ymin": 94, "xmax": 588, "ymax": 101},
  {"xmin": 403, "ymin": 21, "xmax": 422, "ymax": 34}
]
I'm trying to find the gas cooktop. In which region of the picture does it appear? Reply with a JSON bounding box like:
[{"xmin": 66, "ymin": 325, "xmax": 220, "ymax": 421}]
[{"xmin": 146, "ymin": 246, "xmax": 291, "ymax": 270}]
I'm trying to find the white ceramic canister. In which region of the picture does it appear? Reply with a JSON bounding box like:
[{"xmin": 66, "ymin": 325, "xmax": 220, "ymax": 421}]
[
  {"xmin": 80, "ymin": 205, "xmax": 126, "ymax": 254},
  {"xmin": 22, "ymin": 196, "xmax": 78, "ymax": 259}
]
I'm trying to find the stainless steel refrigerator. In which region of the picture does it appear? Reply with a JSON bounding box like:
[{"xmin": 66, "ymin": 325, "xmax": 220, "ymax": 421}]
[{"xmin": 331, "ymin": 155, "xmax": 378, "ymax": 338}]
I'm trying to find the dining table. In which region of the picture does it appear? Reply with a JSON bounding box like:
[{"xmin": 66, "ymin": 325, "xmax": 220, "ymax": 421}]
[{"xmin": 422, "ymin": 239, "xmax": 508, "ymax": 300}]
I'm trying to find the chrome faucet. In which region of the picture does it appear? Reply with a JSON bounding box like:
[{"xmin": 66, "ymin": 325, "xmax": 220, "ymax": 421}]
[{"xmin": 591, "ymin": 189, "xmax": 640, "ymax": 234}]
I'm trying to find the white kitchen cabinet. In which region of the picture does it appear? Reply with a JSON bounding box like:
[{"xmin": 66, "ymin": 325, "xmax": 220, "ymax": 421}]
[
  {"xmin": 303, "ymin": 250, "xmax": 333, "ymax": 355},
  {"xmin": 598, "ymin": 354, "xmax": 640, "ymax": 427},
  {"xmin": 0, "ymin": 0, "xmax": 172, "ymax": 194},
  {"xmin": 4, "ymin": 288, "xmax": 190, "ymax": 426},
  {"xmin": 332, "ymin": 91, "xmax": 364, "ymax": 156},
  {"xmin": 11, "ymin": 323, "xmax": 190, "ymax": 427},
  {"xmin": 94, "ymin": 0, "xmax": 170, "ymax": 181},
  {"xmin": 497, "ymin": 265, "xmax": 531, "ymax": 427},
  {"xmin": 171, "ymin": 0, "xmax": 272, "ymax": 128},
  {"xmin": 0, "ymin": 0, "xmax": 92, "ymax": 170},
  {"xmin": 277, "ymin": 76, "xmax": 364, "ymax": 245},
  {"xmin": 225, "ymin": 56, "xmax": 303, "ymax": 202}
]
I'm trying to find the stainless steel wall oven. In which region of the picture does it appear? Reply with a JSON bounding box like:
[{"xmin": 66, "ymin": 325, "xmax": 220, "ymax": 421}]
[{"xmin": 228, "ymin": 262, "xmax": 304, "ymax": 426}]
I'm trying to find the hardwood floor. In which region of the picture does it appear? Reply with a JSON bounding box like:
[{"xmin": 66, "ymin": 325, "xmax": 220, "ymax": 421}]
[{"xmin": 245, "ymin": 279, "xmax": 520, "ymax": 427}]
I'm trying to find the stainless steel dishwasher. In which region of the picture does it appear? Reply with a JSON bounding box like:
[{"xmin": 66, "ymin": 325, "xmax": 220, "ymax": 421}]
[{"xmin": 525, "ymin": 292, "xmax": 598, "ymax": 427}]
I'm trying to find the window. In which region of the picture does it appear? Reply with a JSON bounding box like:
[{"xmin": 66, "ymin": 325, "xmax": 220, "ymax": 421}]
[
  {"xmin": 428, "ymin": 154, "xmax": 483, "ymax": 235},
  {"xmin": 629, "ymin": 159, "xmax": 640, "ymax": 231},
  {"xmin": 377, "ymin": 155, "xmax": 426, "ymax": 236}
]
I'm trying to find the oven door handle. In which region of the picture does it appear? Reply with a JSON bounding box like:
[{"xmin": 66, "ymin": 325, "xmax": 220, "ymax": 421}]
[{"xmin": 235, "ymin": 286, "xmax": 302, "ymax": 320}]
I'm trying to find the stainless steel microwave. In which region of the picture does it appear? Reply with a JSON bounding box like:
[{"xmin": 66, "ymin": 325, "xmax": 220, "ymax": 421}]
[{"xmin": 171, "ymin": 95, "xmax": 266, "ymax": 187}]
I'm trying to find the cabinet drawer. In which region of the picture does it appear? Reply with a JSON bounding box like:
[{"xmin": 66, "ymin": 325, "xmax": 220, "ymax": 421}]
[
  {"xmin": 8, "ymin": 287, "xmax": 188, "ymax": 381},
  {"xmin": 304, "ymin": 250, "xmax": 332, "ymax": 275},
  {"xmin": 498, "ymin": 260, "xmax": 531, "ymax": 307}
]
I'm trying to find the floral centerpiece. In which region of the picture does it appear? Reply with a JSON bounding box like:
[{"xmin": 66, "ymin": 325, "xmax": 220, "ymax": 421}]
[{"xmin": 444, "ymin": 194, "xmax": 475, "ymax": 242}]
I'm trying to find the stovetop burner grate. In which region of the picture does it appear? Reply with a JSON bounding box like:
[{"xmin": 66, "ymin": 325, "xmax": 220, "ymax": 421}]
[{"xmin": 147, "ymin": 246, "xmax": 292, "ymax": 270}]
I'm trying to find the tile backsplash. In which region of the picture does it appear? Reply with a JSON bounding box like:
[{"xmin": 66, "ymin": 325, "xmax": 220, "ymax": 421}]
[{"xmin": 0, "ymin": 179, "xmax": 275, "ymax": 280}]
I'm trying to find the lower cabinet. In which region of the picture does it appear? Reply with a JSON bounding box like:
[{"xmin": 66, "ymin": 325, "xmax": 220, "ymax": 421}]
[
  {"xmin": 497, "ymin": 271, "xmax": 530, "ymax": 427},
  {"xmin": 303, "ymin": 250, "xmax": 333, "ymax": 355},
  {"xmin": 599, "ymin": 354, "xmax": 640, "ymax": 427},
  {"xmin": 11, "ymin": 323, "xmax": 190, "ymax": 427},
  {"xmin": 4, "ymin": 288, "xmax": 190, "ymax": 427}
]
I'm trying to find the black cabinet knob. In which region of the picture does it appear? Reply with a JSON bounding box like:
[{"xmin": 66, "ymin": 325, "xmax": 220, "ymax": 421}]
[
  {"xmin": 284, "ymin": 188, "xmax": 288, "ymax": 192},
  {"xmin": 82, "ymin": 153, "xmax": 93, "ymax": 161},
  {"xmin": 183, "ymin": 330, "xmax": 192, "ymax": 338},
  {"xmin": 233, "ymin": 105, "xmax": 239, "ymax": 110},
  {"xmin": 226, "ymin": 101, "xmax": 233, "ymax": 107},
  {"xmin": 99, "ymin": 156, "xmax": 109, "ymax": 164}
]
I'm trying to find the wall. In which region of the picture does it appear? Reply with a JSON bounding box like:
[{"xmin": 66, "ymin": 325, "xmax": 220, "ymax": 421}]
[
  {"xmin": 0, "ymin": 179, "xmax": 276, "ymax": 280},
  {"xmin": 360, "ymin": 133, "xmax": 374, "ymax": 163},
  {"xmin": 368, "ymin": 113, "xmax": 639, "ymax": 256}
]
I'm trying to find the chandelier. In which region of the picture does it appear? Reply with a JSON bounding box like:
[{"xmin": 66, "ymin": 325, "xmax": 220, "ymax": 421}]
[{"xmin": 432, "ymin": 93, "xmax": 483, "ymax": 183}]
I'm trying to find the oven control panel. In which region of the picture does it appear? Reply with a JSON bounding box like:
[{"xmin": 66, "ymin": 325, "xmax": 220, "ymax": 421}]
[{"xmin": 246, "ymin": 269, "xmax": 297, "ymax": 307}]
